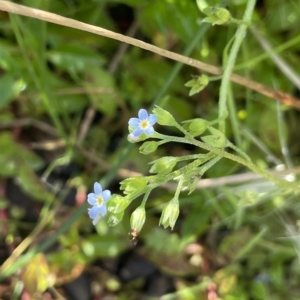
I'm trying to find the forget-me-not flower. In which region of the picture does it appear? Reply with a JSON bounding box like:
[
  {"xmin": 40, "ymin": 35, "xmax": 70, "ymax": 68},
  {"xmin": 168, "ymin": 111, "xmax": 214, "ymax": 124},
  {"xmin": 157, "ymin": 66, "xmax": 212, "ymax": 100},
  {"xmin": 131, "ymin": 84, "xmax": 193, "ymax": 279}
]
[
  {"xmin": 128, "ymin": 108, "xmax": 157, "ymax": 138},
  {"xmin": 87, "ymin": 182, "xmax": 111, "ymax": 225}
]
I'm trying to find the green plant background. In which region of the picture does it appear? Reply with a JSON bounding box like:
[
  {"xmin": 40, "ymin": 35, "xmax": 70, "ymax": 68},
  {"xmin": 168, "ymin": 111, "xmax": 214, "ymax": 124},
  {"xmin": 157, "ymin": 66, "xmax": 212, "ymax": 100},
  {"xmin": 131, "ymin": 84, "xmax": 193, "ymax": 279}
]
[{"xmin": 1, "ymin": 0, "xmax": 300, "ymax": 299}]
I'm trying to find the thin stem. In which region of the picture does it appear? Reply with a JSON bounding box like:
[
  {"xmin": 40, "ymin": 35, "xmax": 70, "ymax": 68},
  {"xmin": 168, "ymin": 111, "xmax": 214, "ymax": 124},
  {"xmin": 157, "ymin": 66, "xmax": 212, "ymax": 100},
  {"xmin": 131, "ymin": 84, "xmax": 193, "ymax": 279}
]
[
  {"xmin": 141, "ymin": 190, "xmax": 151, "ymax": 207},
  {"xmin": 159, "ymin": 135, "xmax": 299, "ymax": 191},
  {"xmin": 174, "ymin": 176, "xmax": 184, "ymax": 200},
  {"xmin": 218, "ymin": 0, "xmax": 257, "ymax": 133},
  {"xmin": 227, "ymin": 86, "xmax": 243, "ymax": 149}
]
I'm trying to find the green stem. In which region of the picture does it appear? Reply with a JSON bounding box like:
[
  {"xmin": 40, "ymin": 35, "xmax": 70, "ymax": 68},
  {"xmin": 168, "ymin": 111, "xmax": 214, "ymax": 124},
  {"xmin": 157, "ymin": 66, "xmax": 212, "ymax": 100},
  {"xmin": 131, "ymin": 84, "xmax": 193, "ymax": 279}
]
[
  {"xmin": 227, "ymin": 86, "xmax": 243, "ymax": 149},
  {"xmin": 141, "ymin": 190, "xmax": 151, "ymax": 207},
  {"xmin": 218, "ymin": 0, "xmax": 257, "ymax": 133},
  {"xmin": 174, "ymin": 176, "xmax": 184, "ymax": 200}
]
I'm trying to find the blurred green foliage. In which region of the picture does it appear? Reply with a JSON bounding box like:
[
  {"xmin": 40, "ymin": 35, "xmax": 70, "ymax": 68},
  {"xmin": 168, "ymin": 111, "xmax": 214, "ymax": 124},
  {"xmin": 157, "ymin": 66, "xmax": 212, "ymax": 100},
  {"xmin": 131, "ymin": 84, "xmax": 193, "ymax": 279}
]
[{"xmin": 1, "ymin": 0, "xmax": 300, "ymax": 299}]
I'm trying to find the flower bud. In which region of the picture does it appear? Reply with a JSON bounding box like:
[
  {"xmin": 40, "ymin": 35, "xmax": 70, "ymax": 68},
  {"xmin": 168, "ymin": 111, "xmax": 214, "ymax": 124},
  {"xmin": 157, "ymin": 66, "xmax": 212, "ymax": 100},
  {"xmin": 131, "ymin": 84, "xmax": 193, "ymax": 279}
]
[
  {"xmin": 130, "ymin": 206, "xmax": 146, "ymax": 232},
  {"xmin": 152, "ymin": 106, "xmax": 177, "ymax": 126},
  {"xmin": 107, "ymin": 195, "xmax": 131, "ymax": 214},
  {"xmin": 202, "ymin": 7, "xmax": 231, "ymax": 26},
  {"xmin": 127, "ymin": 132, "xmax": 148, "ymax": 143},
  {"xmin": 181, "ymin": 169, "xmax": 202, "ymax": 194},
  {"xmin": 139, "ymin": 141, "xmax": 158, "ymax": 155},
  {"xmin": 120, "ymin": 177, "xmax": 148, "ymax": 195},
  {"xmin": 159, "ymin": 199, "xmax": 179, "ymax": 230},
  {"xmin": 201, "ymin": 126, "xmax": 227, "ymax": 148},
  {"xmin": 149, "ymin": 157, "xmax": 177, "ymax": 175},
  {"xmin": 184, "ymin": 75, "xmax": 209, "ymax": 96},
  {"xmin": 186, "ymin": 118, "xmax": 208, "ymax": 136}
]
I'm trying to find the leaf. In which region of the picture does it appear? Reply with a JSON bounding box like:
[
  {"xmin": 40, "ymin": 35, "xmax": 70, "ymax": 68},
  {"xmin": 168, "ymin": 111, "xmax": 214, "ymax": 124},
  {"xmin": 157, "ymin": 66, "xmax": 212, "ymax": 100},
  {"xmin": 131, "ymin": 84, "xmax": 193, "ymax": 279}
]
[
  {"xmin": 82, "ymin": 67, "xmax": 118, "ymax": 117},
  {"xmin": 47, "ymin": 43, "xmax": 106, "ymax": 73},
  {"xmin": 22, "ymin": 253, "xmax": 51, "ymax": 294},
  {"xmin": 0, "ymin": 74, "xmax": 25, "ymax": 109},
  {"xmin": 18, "ymin": 163, "xmax": 54, "ymax": 203},
  {"xmin": 0, "ymin": 133, "xmax": 44, "ymax": 176}
]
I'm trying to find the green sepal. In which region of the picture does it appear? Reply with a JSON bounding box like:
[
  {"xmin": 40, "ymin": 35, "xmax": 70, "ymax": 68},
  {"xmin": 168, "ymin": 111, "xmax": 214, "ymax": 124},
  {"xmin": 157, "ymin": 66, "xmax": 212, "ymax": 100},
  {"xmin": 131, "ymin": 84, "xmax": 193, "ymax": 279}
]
[
  {"xmin": 139, "ymin": 141, "xmax": 158, "ymax": 155},
  {"xmin": 202, "ymin": 7, "xmax": 231, "ymax": 25},
  {"xmin": 130, "ymin": 206, "xmax": 146, "ymax": 232},
  {"xmin": 201, "ymin": 126, "xmax": 227, "ymax": 148},
  {"xmin": 149, "ymin": 157, "xmax": 177, "ymax": 175},
  {"xmin": 152, "ymin": 106, "xmax": 177, "ymax": 126},
  {"xmin": 159, "ymin": 199, "xmax": 179, "ymax": 230},
  {"xmin": 107, "ymin": 194, "xmax": 131, "ymax": 214},
  {"xmin": 184, "ymin": 75, "xmax": 209, "ymax": 96},
  {"xmin": 182, "ymin": 118, "xmax": 208, "ymax": 137},
  {"xmin": 120, "ymin": 177, "xmax": 148, "ymax": 195},
  {"xmin": 181, "ymin": 169, "xmax": 202, "ymax": 195},
  {"xmin": 127, "ymin": 131, "xmax": 150, "ymax": 143},
  {"xmin": 107, "ymin": 211, "xmax": 124, "ymax": 226}
]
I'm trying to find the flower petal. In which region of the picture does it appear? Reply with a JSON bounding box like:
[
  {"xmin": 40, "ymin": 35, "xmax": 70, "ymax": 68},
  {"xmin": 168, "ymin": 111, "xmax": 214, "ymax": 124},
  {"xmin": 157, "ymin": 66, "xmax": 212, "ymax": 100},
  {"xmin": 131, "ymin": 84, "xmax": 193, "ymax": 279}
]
[
  {"xmin": 92, "ymin": 214, "xmax": 101, "ymax": 226},
  {"xmin": 132, "ymin": 128, "xmax": 143, "ymax": 137},
  {"xmin": 129, "ymin": 118, "xmax": 140, "ymax": 127},
  {"xmin": 102, "ymin": 190, "xmax": 111, "ymax": 202},
  {"xmin": 88, "ymin": 205, "xmax": 101, "ymax": 219},
  {"xmin": 98, "ymin": 204, "xmax": 107, "ymax": 216},
  {"xmin": 144, "ymin": 126, "xmax": 154, "ymax": 135},
  {"xmin": 138, "ymin": 109, "xmax": 148, "ymax": 120},
  {"xmin": 94, "ymin": 182, "xmax": 102, "ymax": 195},
  {"xmin": 87, "ymin": 193, "xmax": 97, "ymax": 205},
  {"xmin": 148, "ymin": 114, "xmax": 157, "ymax": 125}
]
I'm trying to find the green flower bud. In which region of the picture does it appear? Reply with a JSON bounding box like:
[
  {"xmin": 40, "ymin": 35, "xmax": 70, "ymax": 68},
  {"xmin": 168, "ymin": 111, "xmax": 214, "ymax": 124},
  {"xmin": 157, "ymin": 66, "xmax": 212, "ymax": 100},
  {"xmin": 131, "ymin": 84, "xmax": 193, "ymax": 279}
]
[
  {"xmin": 139, "ymin": 141, "xmax": 158, "ymax": 155},
  {"xmin": 152, "ymin": 106, "xmax": 177, "ymax": 126},
  {"xmin": 120, "ymin": 177, "xmax": 148, "ymax": 195},
  {"xmin": 127, "ymin": 132, "xmax": 149, "ymax": 143},
  {"xmin": 184, "ymin": 75, "xmax": 209, "ymax": 96},
  {"xmin": 184, "ymin": 118, "xmax": 208, "ymax": 137},
  {"xmin": 181, "ymin": 169, "xmax": 202, "ymax": 194},
  {"xmin": 130, "ymin": 206, "xmax": 146, "ymax": 232},
  {"xmin": 201, "ymin": 126, "xmax": 227, "ymax": 148},
  {"xmin": 107, "ymin": 211, "xmax": 124, "ymax": 226},
  {"xmin": 149, "ymin": 157, "xmax": 177, "ymax": 175},
  {"xmin": 108, "ymin": 195, "xmax": 131, "ymax": 213},
  {"xmin": 159, "ymin": 199, "xmax": 179, "ymax": 230},
  {"xmin": 201, "ymin": 135, "xmax": 226, "ymax": 148},
  {"xmin": 202, "ymin": 7, "xmax": 231, "ymax": 25}
]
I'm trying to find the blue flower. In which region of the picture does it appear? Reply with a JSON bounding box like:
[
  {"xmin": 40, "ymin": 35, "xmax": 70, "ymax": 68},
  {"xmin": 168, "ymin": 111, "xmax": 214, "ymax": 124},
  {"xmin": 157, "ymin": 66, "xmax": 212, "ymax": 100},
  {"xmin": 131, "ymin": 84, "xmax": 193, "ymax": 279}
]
[
  {"xmin": 87, "ymin": 182, "xmax": 111, "ymax": 225},
  {"xmin": 128, "ymin": 108, "xmax": 157, "ymax": 138}
]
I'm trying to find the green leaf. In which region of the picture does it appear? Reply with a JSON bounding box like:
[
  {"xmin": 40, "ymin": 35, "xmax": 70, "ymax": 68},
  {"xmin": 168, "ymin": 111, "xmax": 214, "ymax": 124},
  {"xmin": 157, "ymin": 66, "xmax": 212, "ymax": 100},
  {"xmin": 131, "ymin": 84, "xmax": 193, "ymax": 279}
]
[
  {"xmin": 0, "ymin": 74, "xmax": 25, "ymax": 109},
  {"xmin": 82, "ymin": 67, "xmax": 118, "ymax": 117},
  {"xmin": 0, "ymin": 133, "xmax": 44, "ymax": 176},
  {"xmin": 22, "ymin": 253, "xmax": 51, "ymax": 294},
  {"xmin": 18, "ymin": 163, "xmax": 54, "ymax": 203},
  {"xmin": 47, "ymin": 43, "xmax": 106, "ymax": 73}
]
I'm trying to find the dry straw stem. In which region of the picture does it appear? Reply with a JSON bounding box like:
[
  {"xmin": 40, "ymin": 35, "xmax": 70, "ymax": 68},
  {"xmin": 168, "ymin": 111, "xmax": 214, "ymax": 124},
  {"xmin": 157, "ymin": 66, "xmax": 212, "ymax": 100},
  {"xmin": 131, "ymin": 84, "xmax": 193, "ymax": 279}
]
[{"xmin": 1, "ymin": 0, "xmax": 300, "ymax": 109}]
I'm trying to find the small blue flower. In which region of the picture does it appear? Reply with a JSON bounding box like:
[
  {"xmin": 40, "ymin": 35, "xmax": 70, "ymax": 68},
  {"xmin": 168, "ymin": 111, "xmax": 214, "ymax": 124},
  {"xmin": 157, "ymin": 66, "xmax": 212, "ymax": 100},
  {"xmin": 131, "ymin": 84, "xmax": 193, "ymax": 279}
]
[
  {"xmin": 128, "ymin": 108, "xmax": 157, "ymax": 137},
  {"xmin": 87, "ymin": 182, "xmax": 111, "ymax": 225}
]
